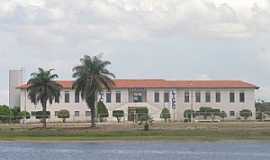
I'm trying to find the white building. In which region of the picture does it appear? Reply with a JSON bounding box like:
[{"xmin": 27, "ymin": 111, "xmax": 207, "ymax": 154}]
[{"xmin": 17, "ymin": 79, "xmax": 259, "ymax": 122}]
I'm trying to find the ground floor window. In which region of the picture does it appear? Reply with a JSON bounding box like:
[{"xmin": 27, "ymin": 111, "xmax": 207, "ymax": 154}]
[
  {"xmin": 85, "ymin": 111, "xmax": 91, "ymax": 117},
  {"xmin": 74, "ymin": 111, "xmax": 80, "ymax": 117},
  {"xmin": 230, "ymin": 111, "xmax": 235, "ymax": 117}
]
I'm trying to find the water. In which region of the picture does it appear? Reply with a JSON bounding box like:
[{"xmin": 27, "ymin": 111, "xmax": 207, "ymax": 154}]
[{"xmin": 0, "ymin": 141, "xmax": 269, "ymax": 160}]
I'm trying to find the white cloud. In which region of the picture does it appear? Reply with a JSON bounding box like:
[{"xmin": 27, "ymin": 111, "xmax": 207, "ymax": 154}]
[{"xmin": 0, "ymin": 0, "xmax": 270, "ymax": 102}]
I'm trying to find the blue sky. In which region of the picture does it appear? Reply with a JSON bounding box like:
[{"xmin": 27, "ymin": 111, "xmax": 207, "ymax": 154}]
[{"xmin": 0, "ymin": 0, "xmax": 270, "ymax": 104}]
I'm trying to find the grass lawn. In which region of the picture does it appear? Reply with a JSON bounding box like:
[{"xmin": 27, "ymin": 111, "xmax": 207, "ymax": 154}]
[{"xmin": 0, "ymin": 122, "xmax": 270, "ymax": 142}]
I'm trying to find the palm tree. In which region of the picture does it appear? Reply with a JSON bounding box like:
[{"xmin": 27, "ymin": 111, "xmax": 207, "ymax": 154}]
[
  {"xmin": 27, "ymin": 68, "xmax": 62, "ymax": 128},
  {"xmin": 72, "ymin": 55, "xmax": 115, "ymax": 127}
]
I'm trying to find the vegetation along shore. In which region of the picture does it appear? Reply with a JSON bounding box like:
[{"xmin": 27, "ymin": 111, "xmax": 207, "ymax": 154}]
[{"xmin": 0, "ymin": 122, "xmax": 270, "ymax": 142}]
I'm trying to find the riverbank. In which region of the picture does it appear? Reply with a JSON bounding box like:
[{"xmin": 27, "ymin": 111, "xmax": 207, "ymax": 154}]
[{"xmin": 1, "ymin": 122, "xmax": 270, "ymax": 142}]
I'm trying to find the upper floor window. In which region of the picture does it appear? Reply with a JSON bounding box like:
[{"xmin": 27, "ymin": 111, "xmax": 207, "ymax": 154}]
[
  {"xmin": 205, "ymin": 92, "xmax": 211, "ymax": 103},
  {"xmin": 106, "ymin": 92, "xmax": 111, "ymax": 103},
  {"xmin": 184, "ymin": 91, "xmax": 189, "ymax": 103},
  {"xmin": 230, "ymin": 92, "xmax": 235, "ymax": 103},
  {"xmin": 216, "ymin": 92, "xmax": 221, "ymax": 103},
  {"xmin": 164, "ymin": 92, "xmax": 170, "ymax": 103},
  {"xmin": 195, "ymin": 92, "xmax": 201, "ymax": 103},
  {"xmin": 116, "ymin": 92, "xmax": 121, "ymax": 103},
  {"xmin": 65, "ymin": 91, "xmax": 70, "ymax": 103},
  {"xmin": 154, "ymin": 92, "xmax": 160, "ymax": 103},
  {"xmin": 240, "ymin": 92, "xmax": 245, "ymax": 103},
  {"xmin": 75, "ymin": 92, "xmax": 80, "ymax": 103}
]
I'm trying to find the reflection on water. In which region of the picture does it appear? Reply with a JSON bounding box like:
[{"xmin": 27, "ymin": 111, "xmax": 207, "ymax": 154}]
[{"xmin": 0, "ymin": 141, "xmax": 269, "ymax": 160}]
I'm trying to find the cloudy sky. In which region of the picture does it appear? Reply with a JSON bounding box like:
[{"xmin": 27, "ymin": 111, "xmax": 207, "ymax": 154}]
[{"xmin": 0, "ymin": 0, "xmax": 270, "ymax": 105}]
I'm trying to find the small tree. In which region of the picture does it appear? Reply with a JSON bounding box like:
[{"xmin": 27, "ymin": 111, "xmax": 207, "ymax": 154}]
[
  {"xmin": 135, "ymin": 107, "xmax": 153, "ymax": 131},
  {"xmin": 112, "ymin": 110, "xmax": 124, "ymax": 123},
  {"xmin": 240, "ymin": 109, "xmax": 252, "ymax": 120},
  {"xmin": 57, "ymin": 110, "xmax": 70, "ymax": 123},
  {"xmin": 184, "ymin": 109, "xmax": 195, "ymax": 122},
  {"xmin": 219, "ymin": 111, "xmax": 227, "ymax": 121},
  {"xmin": 160, "ymin": 108, "xmax": 171, "ymax": 122},
  {"xmin": 97, "ymin": 101, "xmax": 109, "ymax": 122},
  {"xmin": 136, "ymin": 107, "xmax": 148, "ymax": 122}
]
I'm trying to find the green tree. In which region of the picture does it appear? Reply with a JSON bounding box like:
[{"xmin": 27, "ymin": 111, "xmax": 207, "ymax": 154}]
[
  {"xmin": 97, "ymin": 101, "xmax": 109, "ymax": 122},
  {"xmin": 72, "ymin": 55, "xmax": 115, "ymax": 127},
  {"xmin": 240, "ymin": 109, "xmax": 252, "ymax": 120},
  {"xmin": 57, "ymin": 109, "xmax": 70, "ymax": 123},
  {"xmin": 183, "ymin": 109, "xmax": 195, "ymax": 122},
  {"xmin": 112, "ymin": 110, "xmax": 124, "ymax": 123},
  {"xmin": 0, "ymin": 105, "xmax": 11, "ymax": 123},
  {"xmin": 27, "ymin": 68, "xmax": 62, "ymax": 128},
  {"xmin": 160, "ymin": 108, "xmax": 171, "ymax": 122}
]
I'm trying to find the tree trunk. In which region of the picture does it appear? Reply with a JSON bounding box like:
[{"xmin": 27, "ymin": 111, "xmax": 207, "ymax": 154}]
[
  {"xmin": 87, "ymin": 95, "xmax": 96, "ymax": 128},
  {"xmin": 91, "ymin": 106, "xmax": 96, "ymax": 128},
  {"xmin": 41, "ymin": 102, "xmax": 47, "ymax": 128}
]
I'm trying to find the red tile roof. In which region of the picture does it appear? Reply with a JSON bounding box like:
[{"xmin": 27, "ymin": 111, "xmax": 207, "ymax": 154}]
[{"xmin": 17, "ymin": 79, "xmax": 259, "ymax": 89}]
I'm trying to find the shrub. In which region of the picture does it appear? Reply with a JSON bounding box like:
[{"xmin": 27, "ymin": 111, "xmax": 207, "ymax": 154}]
[
  {"xmin": 240, "ymin": 109, "xmax": 252, "ymax": 120},
  {"xmin": 160, "ymin": 108, "xmax": 171, "ymax": 122},
  {"xmin": 196, "ymin": 107, "xmax": 221, "ymax": 120},
  {"xmin": 19, "ymin": 111, "xmax": 31, "ymax": 119},
  {"xmin": 97, "ymin": 101, "xmax": 109, "ymax": 122},
  {"xmin": 57, "ymin": 109, "xmax": 70, "ymax": 123},
  {"xmin": 35, "ymin": 111, "xmax": 50, "ymax": 119},
  {"xmin": 112, "ymin": 110, "xmax": 124, "ymax": 123}
]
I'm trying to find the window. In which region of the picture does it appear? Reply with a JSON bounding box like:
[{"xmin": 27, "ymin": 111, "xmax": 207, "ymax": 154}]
[
  {"xmin": 74, "ymin": 111, "xmax": 80, "ymax": 117},
  {"xmin": 106, "ymin": 92, "xmax": 111, "ymax": 103},
  {"xmin": 205, "ymin": 92, "xmax": 211, "ymax": 103},
  {"xmin": 230, "ymin": 111, "xmax": 235, "ymax": 117},
  {"xmin": 164, "ymin": 92, "xmax": 170, "ymax": 103},
  {"xmin": 55, "ymin": 111, "xmax": 59, "ymax": 117},
  {"xmin": 216, "ymin": 92, "xmax": 221, "ymax": 103},
  {"xmin": 240, "ymin": 92, "xmax": 245, "ymax": 103},
  {"xmin": 154, "ymin": 92, "xmax": 160, "ymax": 103},
  {"xmin": 85, "ymin": 111, "xmax": 91, "ymax": 117},
  {"xmin": 65, "ymin": 91, "xmax": 70, "ymax": 103},
  {"xmin": 184, "ymin": 92, "xmax": 189, "ymax": 103},
  {"xmin": 195, "ymin": 92, "xmax": 201, "ymax": 103},
  {"xmin": 116, "ymin": 92, "xmax": 121, "ymax": 103},
  {"xmin": 230, "ymin": 92, "xmax": 235, "ymax": 103},
  {"xmin": 75, "ymin": 92, "xmax": 80, "ymax": 103},
  {"xmin": 55, "ymin": 95, "xmax": 60, "ymax": 103},
  {"xmin": 129, "ymin": 89, "xmax": 146, "ymax": 103}
]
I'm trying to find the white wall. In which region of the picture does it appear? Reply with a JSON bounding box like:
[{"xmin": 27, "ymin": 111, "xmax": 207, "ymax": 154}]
[{"xmin": 20, "ymin": 87, "xmax": 256, "ymax": 123}]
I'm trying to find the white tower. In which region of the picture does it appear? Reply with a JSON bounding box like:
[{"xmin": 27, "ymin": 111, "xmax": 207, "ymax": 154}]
[{"xmin": 9, "ymin": 69, "xmax": 23, "ymax": 108}]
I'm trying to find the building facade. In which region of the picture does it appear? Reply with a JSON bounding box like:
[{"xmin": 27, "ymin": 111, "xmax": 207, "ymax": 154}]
[{"xmin": 17, "ymin": 79, "xmax": 258, "ymax": 122}]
